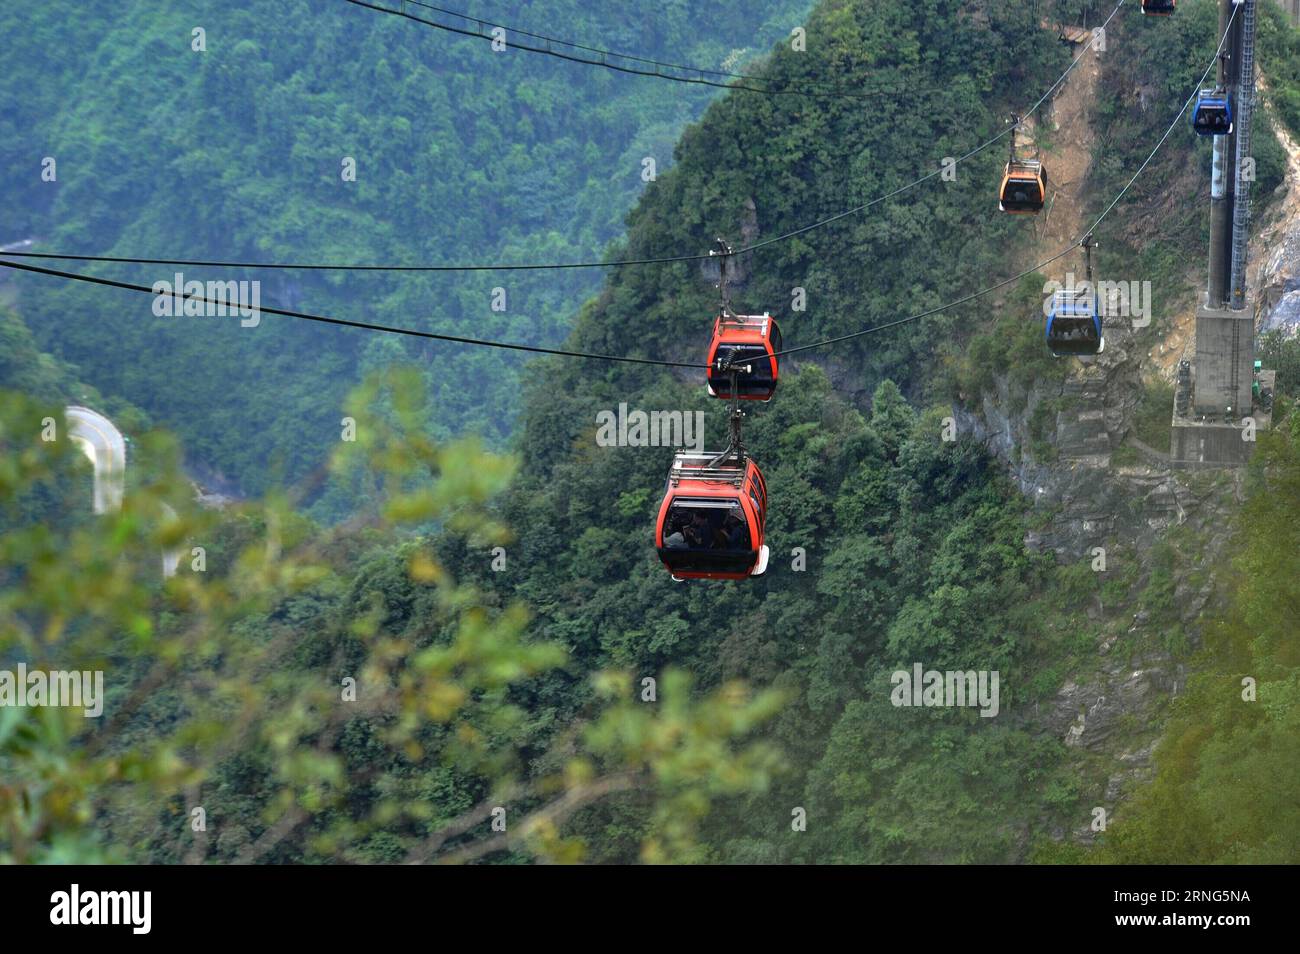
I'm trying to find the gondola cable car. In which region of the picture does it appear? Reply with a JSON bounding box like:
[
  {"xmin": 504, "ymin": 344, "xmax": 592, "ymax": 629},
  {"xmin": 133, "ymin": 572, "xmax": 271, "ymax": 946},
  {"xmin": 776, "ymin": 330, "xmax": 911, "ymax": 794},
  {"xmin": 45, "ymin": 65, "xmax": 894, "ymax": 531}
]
[
  {"xmin": 704, "ymin": 239, "xmax": 783, "ymax": 401},
  {"xmin": 999, "ymin": 115, "xmax": 1047, "ymax": 215},
  {"xmin": 1191, "ymin": 88, "xmax": 1233, "ymax": 136},
  {"xmin": 706, "ymin": 311, "xmax": 783, "ymax": 401},
  {"xmin": 656, "ymin": 365, "xmax": 769, "ymax": 581},
  {"xmin": 655, "ymin": 451, "xmax": 770, "ymax": 581},
  {"xmin": 1046, "ymin": 234, "xmax": 1104, "ymax": 357}
]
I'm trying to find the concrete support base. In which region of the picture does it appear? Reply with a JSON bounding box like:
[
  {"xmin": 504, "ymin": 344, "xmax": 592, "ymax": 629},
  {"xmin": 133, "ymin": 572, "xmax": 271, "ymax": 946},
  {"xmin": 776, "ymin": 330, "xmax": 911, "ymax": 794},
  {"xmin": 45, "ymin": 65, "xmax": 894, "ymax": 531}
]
[{"xmin": 1170, "ymin": 363, "xmax": 1275, "ymax": 469}]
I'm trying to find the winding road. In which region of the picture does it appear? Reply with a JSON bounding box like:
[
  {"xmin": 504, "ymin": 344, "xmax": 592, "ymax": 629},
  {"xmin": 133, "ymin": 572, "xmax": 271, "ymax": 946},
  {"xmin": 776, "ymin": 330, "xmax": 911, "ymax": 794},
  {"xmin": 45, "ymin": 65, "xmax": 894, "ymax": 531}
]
[
  {"xmin": 66, "ymin": 405, "xmax": 125, "ymax": 515},
  {"xmin": 65, "ymin": 405, "xmax": 180, "ymax": 577}
]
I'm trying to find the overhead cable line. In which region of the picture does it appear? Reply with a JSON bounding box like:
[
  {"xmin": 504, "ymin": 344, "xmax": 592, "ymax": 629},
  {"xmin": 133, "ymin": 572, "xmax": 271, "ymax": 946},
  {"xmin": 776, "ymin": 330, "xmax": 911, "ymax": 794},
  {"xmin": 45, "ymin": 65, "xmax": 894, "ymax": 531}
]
[
  {"xmin": 403, "ymin": 0, "xmax": 776, "ymax": 82},
  {"xmin": 0, "ymin": 10, "xmax": 1226, "ymax": 375},
  {"xmin": 1, "ymin": 2, "xmax": 1123, "ymax": 276},
  {"xmin": 344, "ymin": 0, "xmax": 947, "ymax": 102},
  {"xmin": 1084, "ymin": 1, "xmax": 1239, "ymax": 237},
  {"xmin": 768, "ymin": 247, "xmax": 1078, "ymax": 360},
  {"xmin": 10, "ymin": 0, "xmax": 1216, "ymax": 371},
  {"xmin": 765, "ymin": 1, "xmax": 1239, "ymax": 361},
  {"xmin": 0, "ymin": 258, "xmax": 705, "ymax": 369}
]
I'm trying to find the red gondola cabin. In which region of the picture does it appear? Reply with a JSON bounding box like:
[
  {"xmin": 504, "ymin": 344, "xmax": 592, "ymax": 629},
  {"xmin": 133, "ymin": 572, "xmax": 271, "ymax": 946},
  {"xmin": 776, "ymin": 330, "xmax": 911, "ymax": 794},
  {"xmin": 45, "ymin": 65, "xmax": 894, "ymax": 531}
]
[
  {"xmin": 706, "ymin": 313, "xmax": 782, "ymax": 401},
  {"xmin": 656, "ymin": 452, "xmax": 770, "ymax": 580}
]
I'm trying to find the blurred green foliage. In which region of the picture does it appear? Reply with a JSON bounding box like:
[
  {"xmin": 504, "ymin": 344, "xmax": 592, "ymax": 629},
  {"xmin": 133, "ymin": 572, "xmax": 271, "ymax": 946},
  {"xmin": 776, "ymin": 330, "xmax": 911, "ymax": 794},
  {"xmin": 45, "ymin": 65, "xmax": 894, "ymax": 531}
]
[{"xmin": 0, "ymin": 376, "xmax": 785, "ymax": 863}]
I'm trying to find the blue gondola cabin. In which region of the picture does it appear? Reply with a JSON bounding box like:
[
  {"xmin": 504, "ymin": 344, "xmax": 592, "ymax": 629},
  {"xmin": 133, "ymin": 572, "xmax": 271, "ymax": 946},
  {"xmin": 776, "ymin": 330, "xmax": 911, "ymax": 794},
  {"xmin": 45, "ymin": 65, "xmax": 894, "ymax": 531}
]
[
  {"xmin": 1046, "ymin": 289, "xmax": 1104, "ymax": 357},
  {"xmin": 1192, "ymin": 90, "xmax": 1233, "ymax": 136}
]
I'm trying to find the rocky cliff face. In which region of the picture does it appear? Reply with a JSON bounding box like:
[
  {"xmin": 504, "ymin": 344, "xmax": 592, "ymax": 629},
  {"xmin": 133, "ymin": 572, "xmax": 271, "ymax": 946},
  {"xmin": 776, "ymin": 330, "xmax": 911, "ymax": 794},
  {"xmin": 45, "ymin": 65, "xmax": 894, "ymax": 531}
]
[
  {"xmin": 947, "ymin": 71, "xmax": 1300, "ymax": 821},
  {"xmin": 948, "ymin": 203, "xmax": 1286, "ymax": 853},
  {"xmin": 955, "ymin": 316, "xmax": 1200, "ymax": 556},
  {"xmin": 955, "ymin": 314, "xmax": 1244, "ymax": 843},
  {"xmin": 1255, "ymin": 118, "xmax": 1300, "ymax": 335}
]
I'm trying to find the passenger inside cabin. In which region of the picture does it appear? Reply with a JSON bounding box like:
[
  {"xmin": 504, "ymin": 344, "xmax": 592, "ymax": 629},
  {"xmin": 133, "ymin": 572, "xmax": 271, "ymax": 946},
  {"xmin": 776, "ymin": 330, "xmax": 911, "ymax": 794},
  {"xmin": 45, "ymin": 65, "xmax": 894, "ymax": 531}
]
[
  {"xmin": 684, "ymin": 510, "xmax": 713, "ymax": 548},
  {"xmin": 718, "ymin": 511, "xmax": 749, "ymax": 549}
]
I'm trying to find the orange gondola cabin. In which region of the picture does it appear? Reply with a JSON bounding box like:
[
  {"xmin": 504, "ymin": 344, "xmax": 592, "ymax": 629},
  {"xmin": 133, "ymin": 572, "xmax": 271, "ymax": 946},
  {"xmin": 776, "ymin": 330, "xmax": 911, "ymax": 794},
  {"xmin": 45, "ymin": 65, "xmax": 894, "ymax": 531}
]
[
  {"xmin": 999, "ymin": 159, "xmax": 1046, "ymax": 214},
  {"xmin": 655, "ymin": 452, "xmax": 770, "ymax": 581},
  {"xmin": 705, "ymin": 313, "xmax": 782, "ymax": 401}
]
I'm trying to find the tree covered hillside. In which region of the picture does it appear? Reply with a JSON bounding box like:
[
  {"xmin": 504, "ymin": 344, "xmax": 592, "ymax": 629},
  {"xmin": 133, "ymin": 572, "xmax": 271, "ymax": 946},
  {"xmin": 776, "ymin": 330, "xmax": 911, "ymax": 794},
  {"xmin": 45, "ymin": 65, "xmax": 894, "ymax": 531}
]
[
  {"xmin": 0, "ymin": 0, "xmax": 810, "ymax": 505},
  {"xmin": 410, "ymin": 0, "xmax": 1300, "ymax": 861}
]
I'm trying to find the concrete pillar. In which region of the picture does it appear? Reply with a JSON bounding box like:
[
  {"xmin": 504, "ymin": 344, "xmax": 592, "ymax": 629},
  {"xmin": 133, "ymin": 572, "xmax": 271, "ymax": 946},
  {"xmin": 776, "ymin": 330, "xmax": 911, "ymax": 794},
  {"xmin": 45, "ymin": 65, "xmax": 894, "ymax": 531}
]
[{"xmin": 1193, "ymin": 299, "xmax": 1256, "ymax": 415}]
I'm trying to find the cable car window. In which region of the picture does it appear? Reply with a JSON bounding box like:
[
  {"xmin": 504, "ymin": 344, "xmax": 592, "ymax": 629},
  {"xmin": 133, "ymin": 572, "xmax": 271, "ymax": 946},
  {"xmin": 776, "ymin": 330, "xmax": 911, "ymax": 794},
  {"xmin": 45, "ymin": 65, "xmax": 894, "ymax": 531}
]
[
  {"xmin": 1047, "ymin": 315, "xmax": 1101, "ymax": 354},
  {"xmin": 662, "ymin": 498, "xmax": 752, "ymax": 552},
  {"xmin": 1003, "ymin": 179, "xmax": 1042, "ymax": 210},
  {"xmin": 713, "ymin": 343, "xmax": 775, "ymax": 396},
  {"xmin": 770, "ymin": 322, "xmax": 783, "ymax": 355},
  {"xmin": 1049, "ymin": 316, "xmax": 1097, "ymax": 340},
  {"xmin": 1192, "ymin": 92, "xmax": 1232, "ymax": 136}
]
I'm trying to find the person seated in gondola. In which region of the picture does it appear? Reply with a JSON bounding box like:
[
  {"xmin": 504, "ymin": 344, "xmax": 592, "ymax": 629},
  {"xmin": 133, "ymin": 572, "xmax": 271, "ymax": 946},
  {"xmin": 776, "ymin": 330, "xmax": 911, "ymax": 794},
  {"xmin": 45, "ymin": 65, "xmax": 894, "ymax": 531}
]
[
  {"xmin": 717, "ymin": 511, "xmax": 748, "ymax": 550},
  {"xmin": 664, "ymin": 517, "xmax": 689, "ymax": 549},
  {"xmin": 684, "ymin": 510, "xmax": 713, "ymax": 548}
]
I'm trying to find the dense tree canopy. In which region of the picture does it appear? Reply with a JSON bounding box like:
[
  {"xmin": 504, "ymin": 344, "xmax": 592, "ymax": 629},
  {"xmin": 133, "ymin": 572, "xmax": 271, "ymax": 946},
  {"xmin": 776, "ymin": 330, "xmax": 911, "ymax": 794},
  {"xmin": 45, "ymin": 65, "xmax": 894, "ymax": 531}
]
[{"xmin": 0, "ymin": 0, "xmax": 811, "ymax": 509}]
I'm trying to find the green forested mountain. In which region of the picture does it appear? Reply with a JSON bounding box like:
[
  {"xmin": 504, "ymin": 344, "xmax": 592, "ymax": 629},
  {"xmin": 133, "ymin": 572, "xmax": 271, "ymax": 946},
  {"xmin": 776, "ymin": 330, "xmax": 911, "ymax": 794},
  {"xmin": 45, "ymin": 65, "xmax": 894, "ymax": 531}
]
[
  {"xmin": 1, "ymin": 0, "xmax": 810, "ymax": 505},
  {"xmin": 3, "ymin": 0, "xmax": 1300, "ymax": 865}
]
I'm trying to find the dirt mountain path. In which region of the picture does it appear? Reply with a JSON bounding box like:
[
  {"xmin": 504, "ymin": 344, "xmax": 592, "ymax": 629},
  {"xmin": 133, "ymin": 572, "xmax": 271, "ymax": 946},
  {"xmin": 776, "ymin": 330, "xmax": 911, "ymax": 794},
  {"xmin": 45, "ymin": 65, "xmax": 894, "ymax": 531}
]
[
  {"xmin": 985, "ymin": 27, "xmax": 1297, "ymax": 380},
  {"xmin": 1014, "ymin": 27, "xmax": 1199, "ymax": 381},
  {"xmin": 1013, "ymin": 32, "xmax": 1102, "ymax": 283}
]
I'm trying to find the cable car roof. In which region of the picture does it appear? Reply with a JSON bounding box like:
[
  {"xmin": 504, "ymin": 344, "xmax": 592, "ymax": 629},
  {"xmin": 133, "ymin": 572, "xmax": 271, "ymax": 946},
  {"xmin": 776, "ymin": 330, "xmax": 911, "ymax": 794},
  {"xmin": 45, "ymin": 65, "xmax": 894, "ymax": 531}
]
[
  {"xmin": 668, "ymin": 452, "xmax": 750, "ymax": 488},
  {"xmin": 1006, "ymin": 159, "xmax": 1043, "ymax": 177}
]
